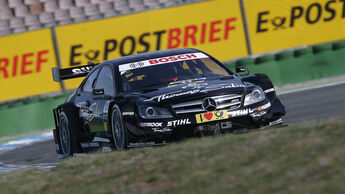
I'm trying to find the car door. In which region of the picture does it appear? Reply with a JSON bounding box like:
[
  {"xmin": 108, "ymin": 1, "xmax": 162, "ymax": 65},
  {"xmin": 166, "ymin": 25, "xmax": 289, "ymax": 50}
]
[
  {"xmin": 90, "ymin": 65, "xmax": 116, "ymax": 133},
  {"xmin": 75, "ymin": 68, "xmax": 101, "ymax": 128}
]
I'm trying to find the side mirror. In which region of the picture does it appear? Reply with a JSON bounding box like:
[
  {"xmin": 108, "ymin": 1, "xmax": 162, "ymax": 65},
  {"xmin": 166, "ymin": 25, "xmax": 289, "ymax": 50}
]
[
  {"xmin": 93, "ymin": 88, "xmax": 104, "ymax": 95},
  {"xmin": 236, "ymin": 66, "xmax": 249, "ymax": 75}
]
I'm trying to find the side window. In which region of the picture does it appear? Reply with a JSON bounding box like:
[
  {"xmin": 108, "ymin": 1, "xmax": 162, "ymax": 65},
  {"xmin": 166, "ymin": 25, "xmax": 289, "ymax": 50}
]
[
  {"xmin": 82, "ymin": 69, "xmax": 100, "ymax": 92},
  {"xmin": 94, "ymin": 66, "xmax": 115, "ymax": 96}
]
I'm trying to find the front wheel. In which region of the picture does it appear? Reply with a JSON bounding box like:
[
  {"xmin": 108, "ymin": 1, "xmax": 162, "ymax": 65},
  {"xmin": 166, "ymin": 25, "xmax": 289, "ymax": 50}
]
[{"xmin": 111, "ymin": 105, "xmax": 129, "ymax": 151}]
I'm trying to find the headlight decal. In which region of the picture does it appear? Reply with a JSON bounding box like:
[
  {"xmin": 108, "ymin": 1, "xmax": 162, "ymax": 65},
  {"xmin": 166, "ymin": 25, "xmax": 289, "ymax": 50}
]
[
  {"xmin": 244, "ymin": 87, "xmax": 266, "ymax": 106},
  {"xmin": 138, "ymin": 105, "xmax": 173, "ymax": 119}
]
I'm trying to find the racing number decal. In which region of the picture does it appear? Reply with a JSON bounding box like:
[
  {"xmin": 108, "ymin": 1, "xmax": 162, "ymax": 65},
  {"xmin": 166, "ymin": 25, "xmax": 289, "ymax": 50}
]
[{"xmin": 195, "ymin": 110, "xmax": 228, "ymax": 124}]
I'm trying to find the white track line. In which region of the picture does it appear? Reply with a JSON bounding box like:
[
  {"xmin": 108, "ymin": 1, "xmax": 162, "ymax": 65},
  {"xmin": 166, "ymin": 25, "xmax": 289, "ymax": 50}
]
[
  {"xmin": 278, "ymin": 80, "xmax": 345, "ymax": 95},
  {"xmin": 0, "ymin": 132, "xmax": 53, "ymax": 153}
]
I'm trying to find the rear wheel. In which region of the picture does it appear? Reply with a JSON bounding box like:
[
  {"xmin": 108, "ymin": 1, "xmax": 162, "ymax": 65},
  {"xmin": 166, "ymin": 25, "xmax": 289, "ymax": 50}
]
[
  {"xmin": 59, "ymin": 112, "xmax": 73, "ymax": 158},
  {"xmin": 111, "ymin": 105, "xmax": 129, "ymax": 151}
]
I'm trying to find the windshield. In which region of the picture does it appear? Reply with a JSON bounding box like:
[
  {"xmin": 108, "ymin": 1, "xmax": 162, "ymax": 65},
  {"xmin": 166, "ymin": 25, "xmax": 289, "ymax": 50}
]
[{"xmin": 119, "ymin": 53, "xmax": 231, "ymax": 92}]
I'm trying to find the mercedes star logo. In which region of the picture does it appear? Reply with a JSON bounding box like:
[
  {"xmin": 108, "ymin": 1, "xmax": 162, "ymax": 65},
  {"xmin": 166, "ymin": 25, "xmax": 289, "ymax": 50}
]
[{"xmin": 202, "ymin": 97, "xmax": 217, "ymax": 111}]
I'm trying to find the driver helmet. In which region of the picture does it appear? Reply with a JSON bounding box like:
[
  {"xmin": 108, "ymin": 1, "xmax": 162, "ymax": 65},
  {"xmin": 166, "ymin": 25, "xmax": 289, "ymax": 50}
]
[{"xmin": 158, "ymin": 64, "xmax": 178, "ymax": 82}]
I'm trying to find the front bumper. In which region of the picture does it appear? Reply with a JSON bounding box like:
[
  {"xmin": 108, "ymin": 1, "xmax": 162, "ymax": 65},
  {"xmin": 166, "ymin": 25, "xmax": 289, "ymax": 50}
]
[{"xmin": 126, "ymin": 101, "xmax": 278, "ymax": 136}]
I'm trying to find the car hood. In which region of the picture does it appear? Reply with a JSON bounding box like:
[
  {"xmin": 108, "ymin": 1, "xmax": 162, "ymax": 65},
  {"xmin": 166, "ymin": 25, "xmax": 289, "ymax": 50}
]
[{"xmin": 132, "ymin": 76, "xmax": 251, "ymax": 104}]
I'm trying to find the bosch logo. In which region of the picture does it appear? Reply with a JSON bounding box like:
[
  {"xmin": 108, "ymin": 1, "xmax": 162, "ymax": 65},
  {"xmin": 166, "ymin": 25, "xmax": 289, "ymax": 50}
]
[
  {"xmin": 129, "ymin": 62, "xmax": 145, "ymax": 68},
  {"xmin": 202, "ymin": 97, "xmax": 217, "ymax": 111}
]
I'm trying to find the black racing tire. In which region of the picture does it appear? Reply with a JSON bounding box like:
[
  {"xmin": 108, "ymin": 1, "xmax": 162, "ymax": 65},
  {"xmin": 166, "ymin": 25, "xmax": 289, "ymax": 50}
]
[
  {"xmin": 111, "ymin": 105, "xmax": 129, "ymax": 151},
  {"xmin": 59, "ymin": 111, "xmax": 74, "ymax": 158}
]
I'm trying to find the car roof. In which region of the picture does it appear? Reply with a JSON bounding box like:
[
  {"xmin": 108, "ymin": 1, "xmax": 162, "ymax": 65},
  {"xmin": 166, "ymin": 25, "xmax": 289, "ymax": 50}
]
[{"xmin": 103, "ymin": 48, "xmax": 203, "ymax": 67}]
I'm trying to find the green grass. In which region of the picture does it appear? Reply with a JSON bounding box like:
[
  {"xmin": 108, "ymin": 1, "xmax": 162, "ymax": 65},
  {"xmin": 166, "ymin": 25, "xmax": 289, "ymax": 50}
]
[{"xmin": 1, "ymin": 117, "xmax": 345, "ymax": 194}]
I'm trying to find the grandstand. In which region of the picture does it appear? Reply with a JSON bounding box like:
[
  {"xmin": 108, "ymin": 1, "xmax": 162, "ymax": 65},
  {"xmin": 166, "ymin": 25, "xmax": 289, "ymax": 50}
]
[{"xmin": 0, "ymin": 0, "xmax": 200, "ymax": 37}]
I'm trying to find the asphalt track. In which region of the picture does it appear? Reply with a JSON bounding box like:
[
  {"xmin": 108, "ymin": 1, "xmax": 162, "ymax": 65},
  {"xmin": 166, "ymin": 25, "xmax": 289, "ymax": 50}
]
[{"xmin": 0, "ymin": 82, "xmax": 345, "ymax": 168}]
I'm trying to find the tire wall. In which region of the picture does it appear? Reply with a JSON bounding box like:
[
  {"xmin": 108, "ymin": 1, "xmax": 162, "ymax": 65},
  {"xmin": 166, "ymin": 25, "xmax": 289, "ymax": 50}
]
[
  {"xmin": 224, "ymin": 41, "xmax": 345, "ymax": 87},
  {"xmin": 0, "ymin": 94, "xmax": 69, "ymax": 137}
]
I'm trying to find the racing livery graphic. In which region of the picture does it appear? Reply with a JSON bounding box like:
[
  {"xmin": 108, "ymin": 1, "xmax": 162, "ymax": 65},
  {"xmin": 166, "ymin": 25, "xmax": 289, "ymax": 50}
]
[{"xmin": 52, "ymin": 48, "xmax": 286, "ymax": 158}]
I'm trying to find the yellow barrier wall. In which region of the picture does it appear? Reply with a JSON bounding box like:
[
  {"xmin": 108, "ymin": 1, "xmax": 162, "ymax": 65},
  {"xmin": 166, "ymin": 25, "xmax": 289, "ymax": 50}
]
[
  {"xmin": 3, "ymin": 0, "xmax": 345, "ymax": 102},
  {"xmin": 244, "ymin": 0, "xmax": 345, "ymax": 54},
  {"xmin": 55, "ymin": 0, "xmax": 248, "ymax": 89},
  {"xmin": 0, "ymin": 29, "xmax": 60, "ymax": 101}
]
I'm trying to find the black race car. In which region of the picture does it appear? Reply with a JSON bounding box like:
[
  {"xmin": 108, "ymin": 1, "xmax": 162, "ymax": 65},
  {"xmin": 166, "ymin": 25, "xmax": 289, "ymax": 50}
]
[{"xmin": 52, "ymin": 48, "xmax": 286, "ymax": 158}]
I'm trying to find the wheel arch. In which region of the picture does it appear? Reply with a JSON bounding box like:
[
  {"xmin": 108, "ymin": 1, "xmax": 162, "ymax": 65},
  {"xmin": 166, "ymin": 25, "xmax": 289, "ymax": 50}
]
[{"xmin": 54, "ymin": 102, "xmax": 83, "ymax": 157}]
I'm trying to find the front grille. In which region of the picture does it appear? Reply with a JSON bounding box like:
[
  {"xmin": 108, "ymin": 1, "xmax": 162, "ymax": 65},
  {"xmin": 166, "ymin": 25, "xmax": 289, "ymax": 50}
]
[{"xmin": 172, "ymin": 94, "xmax": 242, "ymax": 114}]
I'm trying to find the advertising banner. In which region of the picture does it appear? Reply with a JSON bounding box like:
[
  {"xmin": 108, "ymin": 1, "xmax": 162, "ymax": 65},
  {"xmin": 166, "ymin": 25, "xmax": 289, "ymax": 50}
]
[
  {"xmin": 0, "ymin": 29, "xmax": 60, "ymax": 101},
  {"xmin": 244, "ymin": 0, "xmax": 345, "ymax": 54},
  {"xmin": 55, "ymin": 0, "xmax": 248, "ymax": 89}
]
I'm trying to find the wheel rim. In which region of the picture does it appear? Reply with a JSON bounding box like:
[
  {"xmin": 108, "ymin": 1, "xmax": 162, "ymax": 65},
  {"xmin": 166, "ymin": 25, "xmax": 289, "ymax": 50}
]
[
  {"xmin": 59, "ymin": 115, "xmax": 71, "ymax": 156},
  {"xmin": 112, "ymin": 109, "xmax": 125, "ymax": 150}
]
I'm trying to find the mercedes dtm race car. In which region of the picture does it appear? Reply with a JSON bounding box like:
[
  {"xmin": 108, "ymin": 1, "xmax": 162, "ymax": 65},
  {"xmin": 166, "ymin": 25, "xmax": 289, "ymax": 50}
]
[{"xmin": 52, "ymin": 48, "xmax": 286, "ymax": 158}]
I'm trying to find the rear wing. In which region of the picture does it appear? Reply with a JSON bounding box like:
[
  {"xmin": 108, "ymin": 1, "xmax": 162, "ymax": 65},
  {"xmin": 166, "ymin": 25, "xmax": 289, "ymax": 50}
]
[{"xmin": 52, "ymin": 62, "xmax": 99, "ymax": 82}]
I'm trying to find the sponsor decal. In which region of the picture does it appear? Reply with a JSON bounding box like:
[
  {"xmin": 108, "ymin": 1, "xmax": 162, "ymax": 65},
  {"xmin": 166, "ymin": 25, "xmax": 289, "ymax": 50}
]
[
  {"xmin": 196, "ymin": 110, "xmax": 228, "ymax": 124},
  {"xmin": 255, "ymin": 1, "xmax": 345, "ymax": 34},
  {"xmin": 269, "ymin": 118, "xmax": 283, "ymax": 126},
  {"xmin": 65, "ymin": 16, "xmax": 242, "ymax": 67},
  {"xmin": 181, "ymin": 82, "xmax": 208, "ymax": 89},
  {"xmin": 0, "ymin": 29, "xmax": 60, "ymax": 101},
  {"xmin": 228, "ymin": 102, "xmax": 271, "ymax": 118},
  {"xmin": 261, "ymin": 102, "xmax": 271, "ymax": 110},
  {"xmin": 228, "ymin": 109, "xmax": 249, "ymax": 117},
  {"xmin": 129, "ymin": 61, "xmax": 145, "ymax": 69},
  {"xmin": 0, "ymin": 50, "xmax": 49, "ymax": 79},
  {"xmin": 80, "ymin": 142, "xmax": 100, "ymax": 148},
  {"xmin": 245, "ymin": 0, "xmax": 345, "ymax": 54},
  {"xmin": 167, "ymin": 119, "xmax": 192, "ymax": 127},
  {"xmin": 80, "ymin": 109, "xmax": 94, "ymax": 122},
  {"xmin": 153, "ymin": 128, "xmax": 173, "ymax": 132},
  {"xmin": 57, "ymin": 0, "xmax": 247, "ymax": 89},
  {"xmin": 140, "ymin": 122, "xmax": 163, "ymax": 127},
  {"xmin": 119, "ymin": 53, "xmax": 208, "ymax": 72},
  {"xmin": 264, "ymin": 88, "xmax": 275, "ymax": 93},
  {"xmin": 71, "ymin": 66, "xmax": 94, "ymax": 74},
  {"xmin": 145, "ymin": 89, "xmax": 200, "ymax": 102},
  {"xmin": 200, "ymin": 83, "xmax": 245, "ymax": 92},
  {"xmin": 249, "ymin": 102, "xmax": 271, "ymax": 113},
  {"xmin": 129, "ymin": 142, "xmax": 156, "ymax": 147},
  {"xmin": 168, "ymin": 77, "xmax": 206, "ymax": 87},
  {"xmin": 122, "ymin": 112, "xmax": 135, "ymax": 116},
  {"xmin": 251, "ymin": 111, "xmax": 267, "ymax": 117},
  {"xmin": 147, "ymin": 83, "xmax": 245, "ymax": 102},
  {"xmin": 222, "ymin": 83, "xmax": 245, "ymax": 88}
]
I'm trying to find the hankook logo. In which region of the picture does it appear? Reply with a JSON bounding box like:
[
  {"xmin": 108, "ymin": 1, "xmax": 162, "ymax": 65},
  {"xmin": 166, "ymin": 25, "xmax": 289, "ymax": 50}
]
[{"xmin": 202, "ymin": 97, "xmax": 217, "ymax": 111}]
